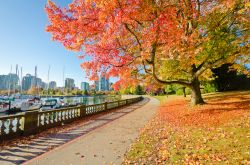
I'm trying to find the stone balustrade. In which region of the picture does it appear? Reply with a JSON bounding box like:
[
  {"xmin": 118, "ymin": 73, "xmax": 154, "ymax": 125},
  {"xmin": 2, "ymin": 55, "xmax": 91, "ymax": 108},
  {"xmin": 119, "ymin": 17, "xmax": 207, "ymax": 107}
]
[{"xmin": 0, "ymin": 96, "xmax": 143, "ymax": 142}]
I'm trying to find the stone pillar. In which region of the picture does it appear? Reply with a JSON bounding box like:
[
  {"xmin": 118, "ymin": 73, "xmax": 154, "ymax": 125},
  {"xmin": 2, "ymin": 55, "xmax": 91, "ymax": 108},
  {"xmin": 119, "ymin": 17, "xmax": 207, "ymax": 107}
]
[
  {"xmin": 105, "ymin": 102, "xmax": 107, "ymax": 110},
  {"xmin": 80, "ymin": 105, "xmax": 86, "ymax": 117},
  {"xmin": 23, "ymin": 111, "xmax": 39, "ymax": 135}
]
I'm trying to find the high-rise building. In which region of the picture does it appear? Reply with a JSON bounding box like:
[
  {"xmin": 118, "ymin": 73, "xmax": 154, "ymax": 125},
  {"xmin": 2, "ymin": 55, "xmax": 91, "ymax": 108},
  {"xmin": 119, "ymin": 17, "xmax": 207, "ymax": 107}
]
[
  {"xmin": 100, "ymin": 76, "xmax": 106, "ymax": 91},
  {"xmin": 0, "ymin": 71, "xmax": 46, "ymax": 91},
  {"xmin": 95, "ymin": 76, "xmax": 110, "ymax": 91},
  {"xmin": 35, "ymin": 78, "xmax": 47, "ymax": 89},
  {"xmin": 65, "ymin": 78, "xmax": 75, "ymax": 89},
  {"xmin": 49, "ymin": 81, "xmax": 57, "ymax": 89},
  {"xmin": 22, "ymin": 74, "xmax": 35, "ymax": 91},
  {"xmin": 81, "ymin": 82, "xmax": 90, "ymax": 91},
  {"xmin": 40, "ymin": 82, "xmax": 47, "ymax": 89},
  {"xmin": 95, "ymin": 80, "xmax": 100, "ymax": 91},
  {"xmin": 36, "ymin": 78, "xmax": 42, "ymax": 88},
  {"xmin": 0, "ymin": 74, "xmax": 19, "ymax": 90},
  {"xmin": 0, "ymin": 75, "xmax": 9, "ymax": 90},
  {"xmin": 106, "ymin": 78, "xmax": 109, "ymax": 91}
]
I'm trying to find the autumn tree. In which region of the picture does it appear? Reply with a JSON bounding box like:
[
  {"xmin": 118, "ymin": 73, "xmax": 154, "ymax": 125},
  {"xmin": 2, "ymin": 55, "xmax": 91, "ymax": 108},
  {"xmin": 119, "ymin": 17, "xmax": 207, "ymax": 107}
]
[
  {"xmin": 46, "ymin": 0, "xmax": 249, "ymax": 105},
  {"xmin": 135, "ymin": 85, "xmax": 144, "ymax": 95},
  {"xmin": 83, "ymin": 89, "xmax": 89, "ymax": 95},
  {"xmin": 27, "ymin": 87, "xmax": 39, "ymax": 95}
]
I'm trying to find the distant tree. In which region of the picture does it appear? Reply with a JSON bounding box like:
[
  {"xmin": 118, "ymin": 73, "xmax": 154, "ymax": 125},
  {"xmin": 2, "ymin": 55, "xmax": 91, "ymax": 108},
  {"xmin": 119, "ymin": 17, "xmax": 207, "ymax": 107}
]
[
  {"xmin": 71, "ymin": 89, "xmax": 82, "ymax": 95},
  {"xmin": 55, "ymin": 89, "xmax": 63, "ymax": 96},
  {"xmin": 135, "ymin": 85, "xmax": 143, "ymax": 95},
  {"xmin": 27, "ymin": 87, "xmax": 39, "ymax": 95},
  {"xmin": 212, "ymin": 64, "xmax": 250, "ymax": 91},
  {"xmin": 154, "ymin": 88, "xmax": 165, "ymax": 96},
  {"xmin": 164, "ymin": 85, "xmax": 175, "ymax": 95},
  {"xmin": 0, "ymin": 90, "xmax": 8, "ymax": 95},
  {"xmin": 66, "ymin": 89, "xmax": 71, "ymax": 95},
  {"xmin": 201, "ymin": 81, "xmax": 218, "ymax": 93},
  {"xmin": 83, "ymin": 90, "xmax": 89, "ymax": 95},
  {"xmin": 90, "ymin": 90, "xmax": 96, "ymax": 96},
  {"xmin": 119, "ymin": 87, "xmax": 131, "ymax": 94},
  {"xmin": 52, "ymin": 89, "xmax": 56, "ymax": 95}
]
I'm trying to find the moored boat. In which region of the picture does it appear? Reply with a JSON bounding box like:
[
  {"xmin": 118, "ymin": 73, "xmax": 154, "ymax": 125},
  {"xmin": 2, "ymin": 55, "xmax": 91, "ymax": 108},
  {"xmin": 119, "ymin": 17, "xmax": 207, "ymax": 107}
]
[
  {"xmin": 0, "ymin": 98, "xmax": 21, "ymax": 113},
  {"xmin": 40, "ymin": 98, "xmax": 65, "ymax": 110},
  {"xmin": 20, "ymin": 96, "xmax": 42, "ymax": 112},
  {"xmin": 0, "ymin": 98, "xmax": 10, "ymax": 113}
]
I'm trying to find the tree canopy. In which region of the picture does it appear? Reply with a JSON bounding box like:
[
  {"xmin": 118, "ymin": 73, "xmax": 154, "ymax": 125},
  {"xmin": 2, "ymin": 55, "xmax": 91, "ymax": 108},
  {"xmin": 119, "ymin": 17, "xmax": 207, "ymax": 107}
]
[{"xmin": 46, "ymin": 0, "xmax": 249, "ymax": 105}]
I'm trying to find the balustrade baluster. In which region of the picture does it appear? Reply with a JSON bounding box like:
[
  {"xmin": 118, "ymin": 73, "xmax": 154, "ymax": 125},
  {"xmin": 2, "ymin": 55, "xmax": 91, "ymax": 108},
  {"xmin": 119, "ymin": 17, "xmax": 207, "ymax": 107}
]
[{"xmin": 0, "ymin": 97, "xmax": 143, "ymax": 141}]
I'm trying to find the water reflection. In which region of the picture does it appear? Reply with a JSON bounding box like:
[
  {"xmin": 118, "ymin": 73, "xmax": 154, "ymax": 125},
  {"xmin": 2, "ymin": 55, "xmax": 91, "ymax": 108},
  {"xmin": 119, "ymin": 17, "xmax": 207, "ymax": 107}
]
[{"xmin": 61, "ymin": 95, "xmax": 120, "ymax": 105}]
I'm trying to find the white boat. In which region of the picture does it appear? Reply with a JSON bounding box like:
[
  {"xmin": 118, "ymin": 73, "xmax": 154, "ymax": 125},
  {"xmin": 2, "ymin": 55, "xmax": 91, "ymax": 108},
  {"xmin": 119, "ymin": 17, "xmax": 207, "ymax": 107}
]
[
  {"xmin": 40, "ymin": 98, "xmax": 65, "ymax": 110},
  {"xmin": 0, "ymin": 98, "xmax": 21, "ymax": 113},
  {"xmin": 20, "ymin": 97, "xmax": 42, "ymax": 112},
  {"xmin": 0, "ymin": 99, "xmax": 10, "ymax": 113}
]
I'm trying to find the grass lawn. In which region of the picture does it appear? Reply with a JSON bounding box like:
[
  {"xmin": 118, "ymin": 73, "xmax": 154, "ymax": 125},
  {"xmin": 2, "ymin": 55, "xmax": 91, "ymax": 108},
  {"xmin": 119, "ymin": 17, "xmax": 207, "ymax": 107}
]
[
  {"xmin": 123, "ymin": 91, "xmax": 250, "ymax": 164},
  {"xmin": 153, "ymin": 95, "xmax": 180, "ymax": 104}
]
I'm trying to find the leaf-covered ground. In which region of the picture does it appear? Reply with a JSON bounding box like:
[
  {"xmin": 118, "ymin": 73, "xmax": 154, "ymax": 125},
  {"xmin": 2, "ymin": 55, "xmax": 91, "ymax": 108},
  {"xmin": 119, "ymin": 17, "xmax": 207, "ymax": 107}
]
[{"xmin": 123, "ymin": 91, "xmax": 250, "ymax": 164}]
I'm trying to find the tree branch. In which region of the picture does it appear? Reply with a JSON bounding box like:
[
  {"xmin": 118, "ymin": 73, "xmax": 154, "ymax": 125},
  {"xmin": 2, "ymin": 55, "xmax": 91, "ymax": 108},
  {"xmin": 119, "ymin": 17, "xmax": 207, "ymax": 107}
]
[
  {"xmin": 142, "ymin": 60, "xmax": 153, "ymax": 74},
  {"xmin": 149, "ymin": 41, "xmax": 191, "ymax": 87},
  {"xmin": 123, "ymin": 23, "xmax": 142, "ymax": 52}
]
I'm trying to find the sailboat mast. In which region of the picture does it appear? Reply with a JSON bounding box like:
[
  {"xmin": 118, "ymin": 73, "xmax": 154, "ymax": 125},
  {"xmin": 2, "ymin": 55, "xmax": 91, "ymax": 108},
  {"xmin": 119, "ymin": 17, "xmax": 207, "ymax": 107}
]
[
  {"xmin": 62, "ymin": 67, "xmax": 65, "ymax": 94},
  {"xmin": 35, "ymin": 65, "xmax": 39, "ymax": 96},
  {"xmin": 47, "ymin": 66, "xmax": 50, "ymax": 98},
  {"xmin": 20, "ymin": 67, "xmax": 23, "ymax": 94},
  {"xmin": 17, "ymin": 65, "xmax": 20, "ymax": 94},
  {"xmin": 35, "ymin": 65, "xmax": 37, "ymax": 88},
  {"xmin": 35, "ymin": 66, "xmax": 40, "ymax": 96},
  {"xmin": 14, "ymin": 64, "xmax": 18, "ymax": 95},
  {"xmin": 8, "ymin": 65, "xmax": 12, "ymax": 97}
]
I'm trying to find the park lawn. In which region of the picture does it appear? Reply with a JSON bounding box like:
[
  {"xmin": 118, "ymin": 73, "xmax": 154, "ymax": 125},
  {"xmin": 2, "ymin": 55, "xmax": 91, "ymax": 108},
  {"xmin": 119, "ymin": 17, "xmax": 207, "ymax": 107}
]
[
  {"xmin": 123, "ymin": 91, "xmax": 250, "ymax": 164},
  {"xmin": 153, "ymin": 95, "xmax": 180, "ymax": 104}
]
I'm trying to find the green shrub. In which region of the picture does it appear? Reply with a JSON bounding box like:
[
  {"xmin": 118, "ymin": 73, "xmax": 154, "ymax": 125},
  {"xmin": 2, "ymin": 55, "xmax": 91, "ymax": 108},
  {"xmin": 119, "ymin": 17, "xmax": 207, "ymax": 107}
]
[
  {"xmin": 176, "ymin": 88, "xmax": 183, "ymax": 95},
  {"xmin": 135, "ymin": 85, "xmax": 144, "ymax": 95},
  {"xmin": 175, "ymin": 87, "xmax": 191, "ymax": 95},
  {"xmin": 165, "ymin": 85, "xmax": 176, "ymax": 94},
  {"xmin": 202, "ymin": 82, "xmax": 218, "ymax": 94}
]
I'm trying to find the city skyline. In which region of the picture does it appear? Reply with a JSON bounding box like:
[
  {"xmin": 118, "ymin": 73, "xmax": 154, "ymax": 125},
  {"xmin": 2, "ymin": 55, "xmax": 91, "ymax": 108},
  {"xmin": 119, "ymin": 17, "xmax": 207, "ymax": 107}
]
[
  {"xmin": 0, "ymin": 72, "xmax": 91, "ymax": 90},
  {"xmin": 0, "ymin": 71, "xmax": 113, "ymax": 91},
  {"xmin": 0, "ymin": 65, "xmax": 92, "ymax": 88}
]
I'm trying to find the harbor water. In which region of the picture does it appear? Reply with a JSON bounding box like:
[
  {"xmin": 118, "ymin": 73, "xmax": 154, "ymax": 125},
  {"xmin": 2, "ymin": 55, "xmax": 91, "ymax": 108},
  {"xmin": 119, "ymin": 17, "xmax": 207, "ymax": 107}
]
[{"xmin": 0, "ymin": 95, "xmax": 121, "ymax": 117}]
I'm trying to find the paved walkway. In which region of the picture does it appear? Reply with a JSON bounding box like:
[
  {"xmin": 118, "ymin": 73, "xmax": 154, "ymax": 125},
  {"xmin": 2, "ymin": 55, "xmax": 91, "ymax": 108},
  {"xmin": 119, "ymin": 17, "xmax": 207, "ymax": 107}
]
[{"xmin": 0, "ymin": 97, "xmax": 159, "ymax": 165}]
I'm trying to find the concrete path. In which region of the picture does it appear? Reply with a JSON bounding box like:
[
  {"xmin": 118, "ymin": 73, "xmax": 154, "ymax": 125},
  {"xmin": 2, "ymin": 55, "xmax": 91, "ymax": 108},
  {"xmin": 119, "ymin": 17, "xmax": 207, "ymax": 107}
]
[{"xmin": 0, "ymin": 97, "xmax": 159, "ymax": 165}]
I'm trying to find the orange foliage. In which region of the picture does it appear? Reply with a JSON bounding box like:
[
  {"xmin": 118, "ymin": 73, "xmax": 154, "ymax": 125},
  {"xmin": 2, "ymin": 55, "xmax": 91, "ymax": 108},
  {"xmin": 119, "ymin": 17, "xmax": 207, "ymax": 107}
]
[
  {"xmin": 45, "ymin": 0, "xmax": 249, "ymax": 92},
  {"xmin": 124, "ymin": 92, "xmax": 250, "ymax": 164},
  {"xmin": 158, "ymin": 92, "xmax": 250, "ymax": 127}
]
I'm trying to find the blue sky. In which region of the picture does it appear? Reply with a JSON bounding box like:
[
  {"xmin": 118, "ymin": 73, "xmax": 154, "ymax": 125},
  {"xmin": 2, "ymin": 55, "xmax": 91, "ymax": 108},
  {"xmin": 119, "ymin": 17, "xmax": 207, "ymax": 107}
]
[{"xmin": 0, "ymin": 0, "xmax": 101, "ymax": 87}]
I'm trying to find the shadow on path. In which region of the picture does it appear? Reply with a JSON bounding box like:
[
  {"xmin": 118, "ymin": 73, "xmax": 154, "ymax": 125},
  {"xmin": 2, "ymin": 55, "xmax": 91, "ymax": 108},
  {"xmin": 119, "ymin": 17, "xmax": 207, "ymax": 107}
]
[{"xmin": 0, "ymin": 98, "xmax": 149, "ymax": 165}]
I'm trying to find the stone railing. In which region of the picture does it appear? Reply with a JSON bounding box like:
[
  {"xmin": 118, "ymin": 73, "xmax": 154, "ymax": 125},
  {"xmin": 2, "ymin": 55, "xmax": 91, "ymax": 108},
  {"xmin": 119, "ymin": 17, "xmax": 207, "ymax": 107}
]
[{"xmin": 0, "ymin": 96, "xmax": 143, "ymax": 142}]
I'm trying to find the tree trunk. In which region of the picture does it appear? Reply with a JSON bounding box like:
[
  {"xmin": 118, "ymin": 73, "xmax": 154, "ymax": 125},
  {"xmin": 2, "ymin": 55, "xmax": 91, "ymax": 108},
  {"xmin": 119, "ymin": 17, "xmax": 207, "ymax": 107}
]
[
  {"xmin": 182, "ymin": 87, "xmax": 186, "ymax": 97},
  {"xmin": 190, "ymin": 78, "xmax": 204, "ymax": 105}
]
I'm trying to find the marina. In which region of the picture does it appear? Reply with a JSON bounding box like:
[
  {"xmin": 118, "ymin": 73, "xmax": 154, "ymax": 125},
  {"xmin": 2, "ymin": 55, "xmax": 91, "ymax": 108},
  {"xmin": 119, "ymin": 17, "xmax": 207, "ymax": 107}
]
[{"xmin": 0, "ymin": 95, "xmax": 121, "ymax": 116}]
